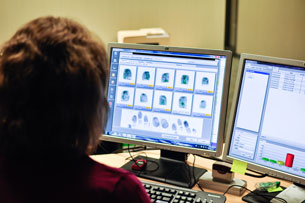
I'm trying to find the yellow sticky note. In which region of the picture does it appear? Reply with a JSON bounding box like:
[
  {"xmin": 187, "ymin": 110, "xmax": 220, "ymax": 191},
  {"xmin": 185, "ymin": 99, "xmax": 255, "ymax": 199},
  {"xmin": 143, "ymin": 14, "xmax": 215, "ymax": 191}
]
[
  {"xmin": 267, "ymin": 186, "xmax": 283, "ymax": 193},
  {"xmin": 230, "ymin": 159, "xmax": 247, "ymax": 175}
]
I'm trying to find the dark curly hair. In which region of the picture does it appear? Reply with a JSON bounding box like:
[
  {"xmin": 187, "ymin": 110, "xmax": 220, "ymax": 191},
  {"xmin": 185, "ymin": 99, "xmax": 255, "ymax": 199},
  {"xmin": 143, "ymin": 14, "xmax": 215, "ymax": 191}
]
[{"xmin": 0, "ymin": 16, "xmax": 109, "ymax": 156}]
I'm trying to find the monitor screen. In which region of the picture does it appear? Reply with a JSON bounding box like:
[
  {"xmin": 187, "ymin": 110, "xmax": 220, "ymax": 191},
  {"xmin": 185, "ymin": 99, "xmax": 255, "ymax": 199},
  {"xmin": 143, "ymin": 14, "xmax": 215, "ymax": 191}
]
[
  {"xmin": 102, "ymin": 43, "xmax": 231, "ymax": 187},
  {"xmin": 224, "ymin": 54, "xmax": 305, "ymax": 186},
  {"xmin": 104, "ymin": 43, "xmax": 231, "ymax": 157}
]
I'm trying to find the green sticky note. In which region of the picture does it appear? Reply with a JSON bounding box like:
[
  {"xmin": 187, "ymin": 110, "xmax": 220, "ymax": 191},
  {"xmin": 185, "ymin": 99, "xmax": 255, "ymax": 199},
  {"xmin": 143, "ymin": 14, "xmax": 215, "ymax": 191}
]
[
  {"xmin": 230, "ymin": 159, "xmax": 247, "ymax": 175},
  {"xmin": 267, "ymin": 186, "xmax": 283, "ymax": 193}
]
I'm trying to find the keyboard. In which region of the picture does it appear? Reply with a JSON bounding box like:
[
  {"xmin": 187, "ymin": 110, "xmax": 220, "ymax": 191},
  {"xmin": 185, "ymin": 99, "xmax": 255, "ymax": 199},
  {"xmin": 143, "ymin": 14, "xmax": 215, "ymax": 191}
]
[{"xmin": 142, "ymin": 180, "xmax": 226, "ymax": 203}]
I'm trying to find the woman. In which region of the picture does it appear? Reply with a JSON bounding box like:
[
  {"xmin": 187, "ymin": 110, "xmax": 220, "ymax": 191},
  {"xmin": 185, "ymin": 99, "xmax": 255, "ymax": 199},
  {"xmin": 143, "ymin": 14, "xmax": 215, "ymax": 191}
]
[{"xmin": 0, "ymin": 16, "xmax": 150, "ymax": 203}]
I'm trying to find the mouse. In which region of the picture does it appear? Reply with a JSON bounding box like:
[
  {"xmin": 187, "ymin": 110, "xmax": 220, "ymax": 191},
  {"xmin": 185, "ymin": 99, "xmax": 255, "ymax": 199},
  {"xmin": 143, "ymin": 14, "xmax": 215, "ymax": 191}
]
[{"xmin": 131, "ymin": 159, "xmax": 147, "ymax": 171}]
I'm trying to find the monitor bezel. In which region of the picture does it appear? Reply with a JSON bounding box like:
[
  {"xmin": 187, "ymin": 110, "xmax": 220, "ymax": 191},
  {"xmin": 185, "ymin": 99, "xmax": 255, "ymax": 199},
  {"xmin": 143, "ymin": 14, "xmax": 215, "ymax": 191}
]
[
  {"xmin": 101, "ymin": 42, "xmax": 232, "ymax": 157},
  {"xmin": 223, "ymin": 53, "xmax": 305, "ymax": 185}
]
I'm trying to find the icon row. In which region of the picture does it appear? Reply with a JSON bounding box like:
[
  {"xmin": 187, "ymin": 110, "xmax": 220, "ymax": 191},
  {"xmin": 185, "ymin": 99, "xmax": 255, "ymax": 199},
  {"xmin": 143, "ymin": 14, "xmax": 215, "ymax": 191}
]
[
  {"xmin": 116, "ymin": 87, "xmax": 213, "ymax": 116},
  {"xmin": 118, "ymin": 65, "xmax": 216, "ymax": 92}
]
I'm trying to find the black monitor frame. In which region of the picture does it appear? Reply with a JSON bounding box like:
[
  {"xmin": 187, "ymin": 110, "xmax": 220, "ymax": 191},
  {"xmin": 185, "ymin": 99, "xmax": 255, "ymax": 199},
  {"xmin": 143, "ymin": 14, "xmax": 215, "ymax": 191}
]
[
  {"xmin": 102, "ymin": 43, "xmax": 232, "ymax": 188},
  {"xmin": 224, "ymin": 53, "xmax": 305, "ymax": 187}
]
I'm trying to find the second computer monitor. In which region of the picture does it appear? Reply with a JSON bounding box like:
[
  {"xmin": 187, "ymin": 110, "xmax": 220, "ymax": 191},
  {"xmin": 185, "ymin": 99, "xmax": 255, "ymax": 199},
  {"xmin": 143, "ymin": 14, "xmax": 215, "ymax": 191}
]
[{"xmin": 224, "ymin": 54, "xmax": 305, "ymax": 187}]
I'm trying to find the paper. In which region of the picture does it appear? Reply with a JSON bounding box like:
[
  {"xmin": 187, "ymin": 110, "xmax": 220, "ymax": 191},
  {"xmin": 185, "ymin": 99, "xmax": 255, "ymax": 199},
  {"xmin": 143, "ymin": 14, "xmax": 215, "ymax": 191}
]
[
  {"xmin": 117, "ymin": 28, "xmax": 169, "ymax": 43},
  {"xmin": 268, "ymin": 186, "xmax": 283, "ymax": 193},
  {"xmin": 230, "ymin": 159, "xmax": 247, "ymax": 175}
]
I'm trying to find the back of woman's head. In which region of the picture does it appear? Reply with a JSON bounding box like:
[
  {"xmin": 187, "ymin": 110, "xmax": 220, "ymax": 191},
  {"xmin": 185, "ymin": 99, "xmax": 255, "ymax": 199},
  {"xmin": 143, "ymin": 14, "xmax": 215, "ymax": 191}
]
[{"xmin": 0, "ymin": 16, "xmax": 109, "ymax": 156}]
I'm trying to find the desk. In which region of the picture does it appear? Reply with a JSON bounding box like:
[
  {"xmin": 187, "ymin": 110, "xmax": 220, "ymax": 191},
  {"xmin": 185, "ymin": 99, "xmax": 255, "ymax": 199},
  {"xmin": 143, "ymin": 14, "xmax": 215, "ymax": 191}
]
[{"xmin": 91, "ymin": 150, "xmax": 292, "ymax": 203}]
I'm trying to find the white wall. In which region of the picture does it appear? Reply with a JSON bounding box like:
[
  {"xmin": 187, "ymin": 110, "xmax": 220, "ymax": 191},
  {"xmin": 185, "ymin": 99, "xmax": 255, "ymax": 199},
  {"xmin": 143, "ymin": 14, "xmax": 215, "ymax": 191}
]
[
  {"xmin": 0, "ymin": 0, "xmax": 226, "ymax": 49},
  {"xmin": 237, "ymin": 0, "xmax": 305, "ymax": 61}
]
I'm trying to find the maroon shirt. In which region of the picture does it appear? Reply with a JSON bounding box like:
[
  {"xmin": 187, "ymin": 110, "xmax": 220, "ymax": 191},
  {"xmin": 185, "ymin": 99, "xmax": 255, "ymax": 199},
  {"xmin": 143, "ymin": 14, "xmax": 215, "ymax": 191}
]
[{"xmin": 0, "ymin": 154, "xmax": 151, "ymax": 203}]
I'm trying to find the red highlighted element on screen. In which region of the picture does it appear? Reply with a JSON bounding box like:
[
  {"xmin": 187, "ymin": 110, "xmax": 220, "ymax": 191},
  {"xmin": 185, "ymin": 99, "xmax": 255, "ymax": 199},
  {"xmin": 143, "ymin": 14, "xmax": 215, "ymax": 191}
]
[{"xmin": 285, "ymin": 153, "xmax": 294, "ymax": 168}]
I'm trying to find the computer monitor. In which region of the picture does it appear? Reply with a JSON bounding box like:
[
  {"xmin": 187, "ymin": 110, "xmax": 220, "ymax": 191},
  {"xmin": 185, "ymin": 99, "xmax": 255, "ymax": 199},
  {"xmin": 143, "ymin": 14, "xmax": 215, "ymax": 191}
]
[
  {"xmin": 103, "ymin": 43, "xmax": 232, "ymax": 188},
  {"xmin": 224, "ymin": 54, "xmax": 305, "ymax": 200}
]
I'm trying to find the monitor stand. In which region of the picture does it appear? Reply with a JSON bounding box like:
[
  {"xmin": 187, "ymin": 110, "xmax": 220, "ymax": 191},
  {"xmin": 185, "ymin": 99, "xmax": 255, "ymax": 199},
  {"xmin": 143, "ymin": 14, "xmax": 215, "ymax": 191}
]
[
  {"xmin": 271, "ymin": 183, "xmax": 305, "ymax": 203},
  {"xmin": 121, "ymin": 150, "xmax": 207, "ymax": 188}
]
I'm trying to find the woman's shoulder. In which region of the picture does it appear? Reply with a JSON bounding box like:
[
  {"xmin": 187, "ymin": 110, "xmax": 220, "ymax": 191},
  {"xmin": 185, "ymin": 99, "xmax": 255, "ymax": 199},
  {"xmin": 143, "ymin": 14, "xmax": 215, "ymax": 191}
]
[
  {"xmin": 0, "ymin": 154, "xmax": 151, "ymax": 203},
  {"xmin": 86, "ymin": 156, "xmax": 139, "ymax": 186},
  {"xmin": 86, "ymin": 156, "xmax": 151, "ymax": 202}
]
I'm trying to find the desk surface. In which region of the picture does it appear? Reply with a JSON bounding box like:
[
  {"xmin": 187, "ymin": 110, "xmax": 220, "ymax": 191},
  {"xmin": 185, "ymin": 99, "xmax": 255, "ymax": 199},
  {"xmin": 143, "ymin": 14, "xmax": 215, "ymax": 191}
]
[{"xmin": 91, "ymin": 150, "xmax": 292, "ymax": 203}]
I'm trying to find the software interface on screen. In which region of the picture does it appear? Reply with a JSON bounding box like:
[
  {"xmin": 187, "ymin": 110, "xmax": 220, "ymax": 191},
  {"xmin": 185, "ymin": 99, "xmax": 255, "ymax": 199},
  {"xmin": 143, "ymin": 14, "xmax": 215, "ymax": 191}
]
[
  {"xmin": 105, "ymin": 47, "xmax": 228, "ymax": 152},
  {"xmin": 228, "ymin": 59, "xmax": 305, "ymax": 179}
]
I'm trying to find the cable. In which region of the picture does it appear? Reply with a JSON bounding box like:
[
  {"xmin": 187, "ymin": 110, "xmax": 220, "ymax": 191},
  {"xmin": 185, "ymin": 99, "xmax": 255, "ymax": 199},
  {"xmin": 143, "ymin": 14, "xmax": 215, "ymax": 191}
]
[
  {"xmin": 191, "ymin": 154, "xmax": 205, "ymax": 191},
  {"xmin": 223, "ymin": 185, "xmax": 288, "ymax": 203},
  {"xmin": 127, "ymin": 144, "xmax": 159, "ymax": 173},
  {"xmin": 186, "ymin": 157, "xmax": 193, "ymax": 189},
  {"xmin": 125, "ymin": 152, "xmax": 148, "ymax": 161},
  {"xmin": 127, "ymin": 144, "xmax": 142, "ymax": 169}
]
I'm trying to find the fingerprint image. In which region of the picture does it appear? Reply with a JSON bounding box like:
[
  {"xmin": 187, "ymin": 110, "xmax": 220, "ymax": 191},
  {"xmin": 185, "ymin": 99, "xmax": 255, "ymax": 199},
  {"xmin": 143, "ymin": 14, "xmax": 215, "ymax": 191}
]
[
  {"xmin": 144, "ymin": 115, "xmax": 148, "ymax": 123},
  {"xmin": 123, "ymin": 69, "xmax": 132, "ymax": 80},
  {"xmin": 181, "ymin": 75, "xmax": 189, "ymax": 85},
  {"xmin": 183, "ymin": 120, "xmax": 189, "ymax": 128},
  {"xmin": 159, "ymin": 95, "xmax": 167, "ymax": 105},
  {"xmin": 161, "ymin": 73, "xmax": 169, "ymax": 82},
  {"xmin": 161, "ymin": 119, "xmax": 169, "ymax": 129},
  {"xmin": 153, "ymin": 117, "xmax": 160, "ymax": 127},
  {"xmin": 142, "ymin": 71, "xmax": 150, "ymax": 80},
  {"xmin": 121, "ymin": 90, "xmax": 129, "ymax": 101},
  {"xmin": 140, "ymin": 93, "xmax": 148, "ymax": 103},
  {"xmin": 202, "ymin": 77, "xmax": 209, "ymax": 85},
  {"xmin": 138, "ymin": 111, "xmax": 143, "ymax": 119},
  {"xmin": 200, "ymin": 100, "xmax": 206, "ymax": 109},
  {"xmin": 179, "ymin": 96, "xmax": 187, "ymax": 108},
  {"xmin": 172, "ymin": 123, "xmax": 177, "ymax": 131},
  {"xmin": 192, "ymin": 128, "xmax": 197, "ymax": 134},
  {"xmin": 132, "ymin": 115, "xmax": 137, "ymax": 123},
  {"xmin": 177, "ymin": 119, "xmax": 182, "ymax": 126}
]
